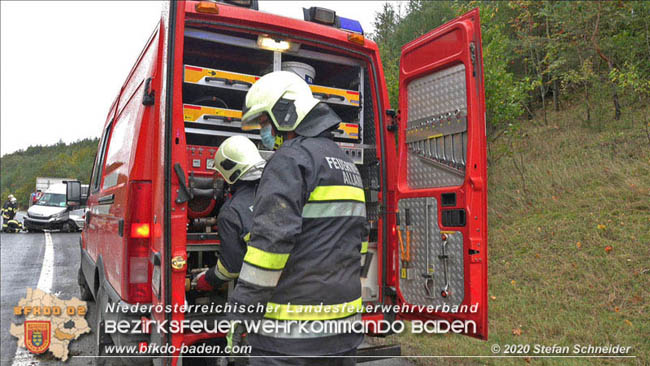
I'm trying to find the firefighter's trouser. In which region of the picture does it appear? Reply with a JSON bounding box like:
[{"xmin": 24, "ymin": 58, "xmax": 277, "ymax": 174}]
[
  {"xmin": 2, "ymin": 214, "xmax": 10, "ymax": 231},
  {"xmin": 3, "ymin": 219, "xmax": 23, "ymax": 233},
  {"xmin": 249, "ymin": 348, "xmax": 356, "ymax": 366}
]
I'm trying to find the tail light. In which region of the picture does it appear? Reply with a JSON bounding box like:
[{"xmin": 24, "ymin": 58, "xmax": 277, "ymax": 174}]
[
  {"xmin": 126, "ymin": 181, "xmax": 152, "ymax": 303},
  {"xmin": 131, "ymin": 223, "xmax": 151, "ymax": 238}
]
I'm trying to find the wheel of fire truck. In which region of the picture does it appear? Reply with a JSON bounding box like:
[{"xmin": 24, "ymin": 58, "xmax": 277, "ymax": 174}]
[
  {"xmin": 61, "ymin": 220, "xmax": 77, "ymax": 233},
  {"xmin": 78, "ymin": 268, "xmax": 93, "ymax": 301},
  {"xmin": 94, "ymin": 287, "xmax": 122, "ymax": 366}
]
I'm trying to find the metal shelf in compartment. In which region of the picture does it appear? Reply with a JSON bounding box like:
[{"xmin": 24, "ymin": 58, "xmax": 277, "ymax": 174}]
[
  {"xmin": 184, "ymin": 104, "xmax": 242, "ymax": 126},
  {"xmin": 183, "ymin": 104, "xmax": 260, "ymax": 140},
  {"xmin": 183, "ymin": 64, "xmax": 361, "ymax": 107},
  {"xmin": 184, "ymin": 64, "xmax": 258, "ymax": 92}
]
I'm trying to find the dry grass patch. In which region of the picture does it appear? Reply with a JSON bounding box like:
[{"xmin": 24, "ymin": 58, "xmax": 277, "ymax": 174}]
[{"xmin": 370, "ymin": 101, "xmax": 649, "ymax": 366}]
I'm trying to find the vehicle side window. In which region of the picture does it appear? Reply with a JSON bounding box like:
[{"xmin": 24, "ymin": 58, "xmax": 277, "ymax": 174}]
[
  {"xmin": 101, "ymin": 108, "xmax": 138, "ymax": 190},
  {"xmin": 87, "ymin": 152, "xmax": 97, "ymax": 194},
  {"xmin": 90, "ymin": 121, "xmax": 114, "ymax": 193}
]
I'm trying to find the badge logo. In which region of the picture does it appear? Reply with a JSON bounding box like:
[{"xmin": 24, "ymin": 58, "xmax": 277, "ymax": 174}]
[{"xmin": 24, "ymin": 321, "xmax": 51, "ymax": 354}]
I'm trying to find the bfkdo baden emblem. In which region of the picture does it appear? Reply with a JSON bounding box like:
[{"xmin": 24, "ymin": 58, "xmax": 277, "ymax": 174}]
[{"xmin": 24, "ymin": 321, "xmax": 51, "ymax": 354}]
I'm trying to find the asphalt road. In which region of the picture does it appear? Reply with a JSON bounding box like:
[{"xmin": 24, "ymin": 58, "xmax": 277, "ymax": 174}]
[
  {"xmin": 1, "ymin": 230, "xmax": 97, "ymax": 366},
  {"xmin": 0, "ymin": 218, "xmax": 409, "ymax": 366}
]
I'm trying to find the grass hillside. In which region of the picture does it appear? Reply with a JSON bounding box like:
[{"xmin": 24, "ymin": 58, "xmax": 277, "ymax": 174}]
[
  {"xmin": 0, "ymin": 138, "xmax": 98, "ymax": 208},
  {"xmin": 373, "ymin": 97, "xmax": 649, "ymax": 365}
]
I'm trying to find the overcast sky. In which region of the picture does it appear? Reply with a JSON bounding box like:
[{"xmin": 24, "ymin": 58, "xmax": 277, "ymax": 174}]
[{"xmin": 0, "ymin": 1, "xmax": 402, "ymax": 156}]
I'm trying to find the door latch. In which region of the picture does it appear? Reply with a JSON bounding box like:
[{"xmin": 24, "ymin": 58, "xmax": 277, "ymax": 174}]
[
  {"xmin": 143, "ymin": 77, "xmax": 155, "ymax": 106},
  {"xmin": 469, "ymin": 43, "xmax": 477, "ymax": 77}
]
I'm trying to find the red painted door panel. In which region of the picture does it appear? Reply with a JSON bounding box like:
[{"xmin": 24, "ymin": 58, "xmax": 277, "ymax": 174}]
[{"xmin": 395, "ymin": 9, "xmax": 488, "ymax": 340}]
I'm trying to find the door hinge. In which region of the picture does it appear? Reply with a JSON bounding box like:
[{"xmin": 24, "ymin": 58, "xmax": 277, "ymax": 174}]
[
  {"xmin": 173, "ymin": 163, "xmax": 192, "ymax": 203},
  {"xmin": 378, "ymin": 204, "xmax": 391, "ymax": 216},
  {"xmin": 469, "ymin": 43, "xmax": 477, "ymax": 77},
  {"xmin": 143, "ymin": 77, "xmax": 155, "ymax": 106},
  {"xmin": 386, "ymin": 109, "xmax": 399, "ymax": 132}
]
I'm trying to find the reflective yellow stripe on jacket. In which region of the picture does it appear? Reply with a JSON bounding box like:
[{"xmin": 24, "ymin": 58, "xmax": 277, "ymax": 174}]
[
  {"xmin": 243, "ymin": 246, "xmax": 290, "ymax": 270},
  {"xmin": 264, "ymin": 297, "xmax": 363, "ymax": 321},
  {"xmin": 360, "ymin": 241, "xmax": 368, "ymax": 254},
  {"xmin": 308, "ymin": 185, "xmax": 365, "ymax": 202},
  {"xmin": 240, "ymin": 246, "xmax": 288, "ymax": 288},
  {"xmin": 303, "ymin": 185, "xmax": 366, "ymax": 219},
  {"xmin": 215, "ymin": 259, "xmax": 239, "ymax": 281},
  {"xmin": 360, "ymin": 240, "xmax": 369, "ymax": 267}
]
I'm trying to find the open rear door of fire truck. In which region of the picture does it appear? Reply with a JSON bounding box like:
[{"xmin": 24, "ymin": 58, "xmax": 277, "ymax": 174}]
[{"xmin": 394, "ymin": 9, "xmax": 488, "ymax": 339}]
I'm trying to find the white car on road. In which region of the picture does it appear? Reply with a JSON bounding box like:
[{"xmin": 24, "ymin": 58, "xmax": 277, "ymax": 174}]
[{"xmin": 24, "ymin": 183, "xmax": 87, "ymax": 232}]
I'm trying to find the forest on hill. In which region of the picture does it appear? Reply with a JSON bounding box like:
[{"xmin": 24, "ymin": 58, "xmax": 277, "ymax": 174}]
[
  {"xmin": 372, "ymin": 1, "xmax": 649, "ymax": 134},
  {"xmin": 0, "ymin": 139, "xmax": 99, "ymax": 208}
]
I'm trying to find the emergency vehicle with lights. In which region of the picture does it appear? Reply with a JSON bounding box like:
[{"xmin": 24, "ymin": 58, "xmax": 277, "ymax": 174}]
[{"xmin": 66, "ymin": 1, "xmax": 488, "ymax": 364}]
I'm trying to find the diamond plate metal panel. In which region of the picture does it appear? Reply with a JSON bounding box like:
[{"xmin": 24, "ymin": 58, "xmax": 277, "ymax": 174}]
[
  {"xmin": 406, "ymin": 114, "xmax": 467, "ymax": 143},
  {"xmin": 408, "ymin": 153, "xmax": 464, "ymax": 188},
  {"xmin": 406, "ymin": 64, "xmax": 467, "ymax": 188},
  {"xmin": 407, "ymin": 64, "xmax": 467, "ymax": 122},
  {"xmin": 398, "ymin": 197, "xmax": 465, "ymax": 307}
]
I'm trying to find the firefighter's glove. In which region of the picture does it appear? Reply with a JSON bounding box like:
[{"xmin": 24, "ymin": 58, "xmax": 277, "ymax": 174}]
[
  {"xmin": 194, "ymin": 270, "xmax": 215, "ymax": 292},
  {"xmin": 226, "ymin": 321, "xmax": 247, "ymax": 361}
]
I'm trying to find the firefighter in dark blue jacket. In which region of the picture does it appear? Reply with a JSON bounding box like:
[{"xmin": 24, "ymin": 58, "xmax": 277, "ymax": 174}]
[
  {"xmin": 2, "ymin": 194, "xmax": 22, "ymax": 233},
  {"xmin": 194, "ymin": 136, "xmax": 266, "ymax": 291},
  {"xmin": 228, "ymin": 71, "xmax": 367, "ymax": 365}
]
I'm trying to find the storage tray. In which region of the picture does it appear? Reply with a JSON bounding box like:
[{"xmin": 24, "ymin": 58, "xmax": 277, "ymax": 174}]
[{"xmin": 184, "ymin": 64, "xmax": 361, "ymax": 107}]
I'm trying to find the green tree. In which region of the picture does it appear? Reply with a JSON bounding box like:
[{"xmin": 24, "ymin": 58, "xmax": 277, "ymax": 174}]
[
  {"xmin": 371, "ymin": 2, "xmax": 401, "ymax": 109},
  {"xmin": 455, "ymin": 2, "xmax": 530, "ymax": 133},
  {"xmin": 369, "ymin": 0, "xmax": 650, "ymax": 138},
  {"xmin": 370, "ymin": 1, "xmax": 455, "ymax": 109},
  {"xmin": 0, "ymin": 138, "xmax": 99, "ymax": 209}
]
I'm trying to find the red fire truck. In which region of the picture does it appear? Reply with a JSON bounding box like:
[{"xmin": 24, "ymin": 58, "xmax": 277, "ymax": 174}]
[{"xmin": 67, "ymin": 1, "xmax": 487, "ymax": 364}]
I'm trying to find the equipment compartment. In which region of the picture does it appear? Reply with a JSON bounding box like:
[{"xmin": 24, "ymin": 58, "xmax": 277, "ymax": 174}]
[
  {"xmin": 182, "ymin": 26, "xmax": 367, "ymax": 153},
  {"xmin": 180, "ymin": 25, "xmax": 382, "ymax": 315}
]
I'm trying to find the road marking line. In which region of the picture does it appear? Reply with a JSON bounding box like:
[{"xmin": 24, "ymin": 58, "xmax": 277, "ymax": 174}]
[
  {"xmin": 12, "ymin": 232, "xmax": 54, "ymax": 366},
  {"xmin": 37, "ymin": 232, "xmax": 54, "ymax": 293}
]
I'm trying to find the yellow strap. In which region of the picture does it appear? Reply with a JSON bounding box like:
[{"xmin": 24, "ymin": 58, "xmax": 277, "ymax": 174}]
[
  {"xmin": 360, "ymin": 241, "xmax": 368, "ymax": 254},
  {"xmin": 217, "ymin": 259, "xmax": 239, "ymax": 279},
  {"xmin": 244, "ymin": 246, "xmax": 290, "ymax": 270},
  {"xmin": 308, "ymin": 186, "xmax": 365, "ymax": 202},
  {"xmin": 243, "ymin": 232, "xmax": 251, "ymax": 243},
  {"xmin": 264, "ymin": 297, "xmax": 363, "ymax": 321}
]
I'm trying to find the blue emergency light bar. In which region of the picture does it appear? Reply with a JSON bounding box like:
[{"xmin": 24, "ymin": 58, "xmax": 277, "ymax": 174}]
[
  {"xmin": 303, "ymin": 7, "xmax": 364, "ymax": 35},
  {"xmin": 339, "ymin": 17, "xmax": 363, "ymax": 35}
]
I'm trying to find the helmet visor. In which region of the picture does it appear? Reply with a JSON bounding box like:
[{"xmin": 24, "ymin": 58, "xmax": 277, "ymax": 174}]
[{"xmin": 241, "ymin": 111, "xmax": 271, "ymax": 131}]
